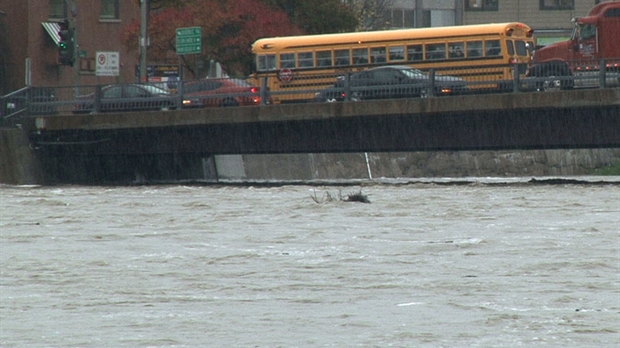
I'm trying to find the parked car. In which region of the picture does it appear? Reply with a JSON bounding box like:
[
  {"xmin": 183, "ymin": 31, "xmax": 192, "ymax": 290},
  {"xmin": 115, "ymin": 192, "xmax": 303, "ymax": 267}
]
[
  {"xmin": 314, "ymin": 65, "xmax": 468, "ymax": 102},
  {"xmin": 73, "ymin": 84, "xmax": 177, "ymax": 114},
  {"xmin": 181, "ymin": 78, "xmax": 267, "ymax": 108}
]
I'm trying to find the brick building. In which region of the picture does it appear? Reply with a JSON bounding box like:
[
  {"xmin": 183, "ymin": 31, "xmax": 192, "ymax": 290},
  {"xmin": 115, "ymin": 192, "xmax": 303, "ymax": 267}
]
[{"xmin": 0, "ymin": 0, "xmax": 141, "ymax": 95}]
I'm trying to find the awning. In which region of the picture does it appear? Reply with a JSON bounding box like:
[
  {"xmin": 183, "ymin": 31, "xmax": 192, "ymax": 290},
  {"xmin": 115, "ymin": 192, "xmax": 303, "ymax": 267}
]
[{"xmin": 42, "ymin": 22, "xmax": 61, "ymax": 46}]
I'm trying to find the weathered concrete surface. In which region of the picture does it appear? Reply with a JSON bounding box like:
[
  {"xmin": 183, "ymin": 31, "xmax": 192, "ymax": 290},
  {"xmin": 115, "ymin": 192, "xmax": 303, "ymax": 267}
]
[
  {"xmin": 28, "ymin": 89, "xmax": 620, "ymax": 158},
  {"xmin": 2, "ymin": 125, "xmax": 619, "ymax": 183},
  {"xmin": 30, "ymin": 88, "xmax": 620, "ymax": 132},
  {"xmin": 236, "ymin": 149, "xmax": 620, "ymax": 180},
  {"xmin": 0, "ymin": 127, "xmax": 42, "ymax": 185},
  {"xmin": 4, "ymin": 88, "xmax": 619, "ymax": 184},
  {"xmin": 31, "ymin": 88, "xmax": 620, "ymax": 131}
]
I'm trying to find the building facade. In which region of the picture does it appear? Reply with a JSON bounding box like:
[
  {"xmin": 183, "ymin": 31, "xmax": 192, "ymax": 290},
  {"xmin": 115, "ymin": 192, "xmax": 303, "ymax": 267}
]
[
  {"xmin": 0, "ymin": 0, "xmax": 140, "ymax": 95},
  {"xmin": 386, "ymin": 0, "xmax": 617, "ymax": 44},
  {"xmin": 462, "ymin": 0, "xmax": 617, "ymax": 44},
  {"xmin": 1, "ymin": 0, "xmax": 617, "ymax": 95}
]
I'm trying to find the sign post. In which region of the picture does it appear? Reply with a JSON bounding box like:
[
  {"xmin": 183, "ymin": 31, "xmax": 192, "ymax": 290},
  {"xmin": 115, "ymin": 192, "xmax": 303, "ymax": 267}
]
[{"xmin": 176, "ymin": 27, "xmax": 202, "ymax": 55}]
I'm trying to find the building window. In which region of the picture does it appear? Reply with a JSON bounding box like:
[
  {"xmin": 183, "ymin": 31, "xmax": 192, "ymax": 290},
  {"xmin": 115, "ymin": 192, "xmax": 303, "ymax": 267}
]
[
  {"xmin": 465, "ymin": 0, "xmax": 499, "ymax": 11},
  {"xmin": 101, "ymin": 0, "xmax": 120, "ymax": 19},
  {"xmin": 387, "ymin": 9, "xmax": 415, "ymax": 28},
  {"xmin": 540, "ymin": 0, "xmax": 574, "ymax": 10},
  {"xmin": 49, "ymin": 0, "xmax": 66, "ymax": 19}
]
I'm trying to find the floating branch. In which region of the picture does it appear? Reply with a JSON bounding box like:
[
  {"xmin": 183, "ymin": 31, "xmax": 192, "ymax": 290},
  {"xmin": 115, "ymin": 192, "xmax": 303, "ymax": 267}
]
[
  {"xmin": 311, "ymin": 189, "xmax": 370, "ymax": 204},
  {"xmin": 344, "ymin": 190, "xmax": 371, "ymax": 203}
]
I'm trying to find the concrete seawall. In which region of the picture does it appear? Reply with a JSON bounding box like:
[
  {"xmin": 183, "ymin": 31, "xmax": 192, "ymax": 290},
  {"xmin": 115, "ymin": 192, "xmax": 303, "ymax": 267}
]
[
  {"xmin": 2, "ymin": 125, "xmax": 618, "ymax": 185},
  {"xmin": 0, "ymin": 127, "xmax": 42, "ymax": 185},
  {"xmin": 3, "ymin": 87, "xmax": 620, "ymax": 184},
  {"xmin": 223, "ymin": 149, "xmax": 620, "ymax": 181}
]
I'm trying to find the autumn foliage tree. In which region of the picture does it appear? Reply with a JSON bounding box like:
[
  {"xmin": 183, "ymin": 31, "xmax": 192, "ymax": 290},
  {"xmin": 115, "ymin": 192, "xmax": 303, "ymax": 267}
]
[{"xmin": 122, "ymin": 0, "xmax": 303, "ymax": 77}]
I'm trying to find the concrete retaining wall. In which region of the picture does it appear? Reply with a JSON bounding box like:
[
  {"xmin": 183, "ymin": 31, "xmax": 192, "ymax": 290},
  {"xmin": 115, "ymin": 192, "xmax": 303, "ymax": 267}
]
[
  {"xmin": 224, "ymin": 149, "xmax": 620, "ymax": 180},
  {"xmin": 0, "ymin": 128, "xmax": 42, "ymax": 185},
  {"xmin": 3, "ymin": 130, "xmax": 619, "ymax": 185}
]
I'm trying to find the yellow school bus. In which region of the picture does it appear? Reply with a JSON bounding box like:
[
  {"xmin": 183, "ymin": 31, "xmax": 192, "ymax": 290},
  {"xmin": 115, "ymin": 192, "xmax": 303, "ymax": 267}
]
[{"xmin": 251, "ymin": 22, "xmax": 535, "ymax": 103}]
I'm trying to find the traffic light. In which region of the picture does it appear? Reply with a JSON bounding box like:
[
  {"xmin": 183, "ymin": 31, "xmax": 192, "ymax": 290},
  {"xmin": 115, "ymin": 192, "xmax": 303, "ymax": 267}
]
[{"xmin": 57, "ymin": 19, "xmax": 74, "ymax": 66}]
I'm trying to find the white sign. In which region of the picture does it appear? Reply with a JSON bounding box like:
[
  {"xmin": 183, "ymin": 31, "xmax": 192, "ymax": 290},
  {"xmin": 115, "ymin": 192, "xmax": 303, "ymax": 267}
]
[{"xmin": 95, "ymin": 51, "xmax": 120, "ymax": 76}]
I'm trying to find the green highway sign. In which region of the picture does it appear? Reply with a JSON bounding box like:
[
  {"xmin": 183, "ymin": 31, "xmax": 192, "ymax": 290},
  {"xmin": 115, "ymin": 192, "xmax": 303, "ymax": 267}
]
[{"xmin": 176, "ymin": 26, "xmax": 202, "ymax": 55}]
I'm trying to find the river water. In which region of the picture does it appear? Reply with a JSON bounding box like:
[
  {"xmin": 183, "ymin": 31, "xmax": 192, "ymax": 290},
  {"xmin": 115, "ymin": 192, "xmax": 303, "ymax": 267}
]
[{"xmin": 1, "ymin": 178, "xmax": 619, "ymax": 347}]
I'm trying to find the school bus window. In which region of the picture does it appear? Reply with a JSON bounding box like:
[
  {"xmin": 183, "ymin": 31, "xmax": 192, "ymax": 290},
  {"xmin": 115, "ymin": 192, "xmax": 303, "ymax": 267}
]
[
  {"xmin": 466, "ymin": 41, "xmax": 483, "ymax": 57},
  {"xmin": 258, "ymin": 54, "xmax": 277, "ymax": 71},
  {"xmin": 389, "ymin": 46, "xmax": 405, "ymax": 61},
  {"xmin": 407, "ymin": 45, "xmax": 423, "ymax": 61},
  {"xmin": 449, "ymin": 43, "xmax": 465, "ymax": 58},
  {"xmin": 515, "ymin": 40, "xmax": 528, "ymax": 56},
  {"xmin": 280, "ymin": 53, "xmax": 295, "ymax": 68},
  {"xmin": 371, "ymin": 47, "xmax": 386, "ymax": 63},
  {"xmin": 426, "ymin": 43, "xmax": 446, "ymax": 60},
  {"xmin": 316, "ymin": 51, "xmax": 332, "ymax": 67},
  {"xmin": 526, "ymin": 41, "xmax": 534, "ymax": 55},
  {"xmin": 298, "ymin": 52, "xmax": 314, "ymax": 68},
  {"xmin": 485, "ymin": 40, "xmax": 501, "ymax": 56},
  {"xmin": 353, "ymin": 48, "xmax": 369, "ymax": 65},
  {"xmin": 506, "ymin": 41, "xmax": 515, "ymax": 56},
  {"xmin": 335, "ymin": 49, "xmax": 350, "ymax": 66}
]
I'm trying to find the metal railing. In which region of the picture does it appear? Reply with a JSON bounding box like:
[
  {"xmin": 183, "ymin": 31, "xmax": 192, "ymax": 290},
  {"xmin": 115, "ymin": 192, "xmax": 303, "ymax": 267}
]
[{"xmin": 1, "ymin": 59, "xmax": 618, "ymax": 126}]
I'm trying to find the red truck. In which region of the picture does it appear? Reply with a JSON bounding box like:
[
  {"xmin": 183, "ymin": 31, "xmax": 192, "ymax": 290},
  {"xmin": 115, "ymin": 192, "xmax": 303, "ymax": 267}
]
[{"xmin": 527, "ymin": 1, "xmax": 620, "ymax": 90}]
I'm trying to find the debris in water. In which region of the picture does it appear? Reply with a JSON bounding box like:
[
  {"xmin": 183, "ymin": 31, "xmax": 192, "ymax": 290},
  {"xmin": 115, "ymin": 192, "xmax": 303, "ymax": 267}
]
[{"xmin": 311, "ymin": 189, "xmax": 370, "ymax": 204}]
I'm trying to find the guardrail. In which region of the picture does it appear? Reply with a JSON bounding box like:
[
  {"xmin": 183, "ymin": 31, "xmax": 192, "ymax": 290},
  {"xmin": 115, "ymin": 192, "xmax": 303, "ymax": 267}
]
[{"xmin": 2, "ymin": 59, "xmax": 619, "ymax": 127}]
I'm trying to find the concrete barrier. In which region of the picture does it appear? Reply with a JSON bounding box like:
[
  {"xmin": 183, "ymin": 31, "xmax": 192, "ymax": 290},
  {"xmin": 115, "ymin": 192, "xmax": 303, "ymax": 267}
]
[
  {"xmin": 4, "ymin": 88, "xmax": 620, "ymax": 184},
  {"xmin": 0, "ymin": 127, "xmax": 42, "ymax": 185}
]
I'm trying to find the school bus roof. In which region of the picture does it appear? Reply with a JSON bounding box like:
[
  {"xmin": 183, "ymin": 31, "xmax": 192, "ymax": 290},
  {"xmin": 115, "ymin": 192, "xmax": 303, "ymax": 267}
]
[{"xmin": 253, "ymin": 22, "xmax": 532, "ymax": 53}]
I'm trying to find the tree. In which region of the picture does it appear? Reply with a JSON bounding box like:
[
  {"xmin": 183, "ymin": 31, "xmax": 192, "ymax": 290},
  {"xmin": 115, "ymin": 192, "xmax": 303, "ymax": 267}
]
[
  {"xmin": 122, "ymin": 0, "xmax": 302, "ymax": 77},
  {"xmin": 342, "ymin": 0, "xmax": 393, "ymax": 31},
  {"xmin": 259, "ymin": 0, "xmax": 358, "ymax": 34}
]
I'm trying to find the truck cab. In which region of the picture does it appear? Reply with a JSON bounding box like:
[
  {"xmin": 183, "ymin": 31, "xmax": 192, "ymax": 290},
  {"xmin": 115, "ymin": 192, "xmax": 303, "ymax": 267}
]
[{"xmin": 527, "ymin": 2, "xmax": 620, "ymax": 90}]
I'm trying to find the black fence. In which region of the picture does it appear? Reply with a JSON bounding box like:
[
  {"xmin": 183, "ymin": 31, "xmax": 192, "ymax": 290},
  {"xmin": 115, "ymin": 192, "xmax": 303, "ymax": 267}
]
[{"xmin": 2, "ymin": 59, "xmax": 619, "ymax": 127}]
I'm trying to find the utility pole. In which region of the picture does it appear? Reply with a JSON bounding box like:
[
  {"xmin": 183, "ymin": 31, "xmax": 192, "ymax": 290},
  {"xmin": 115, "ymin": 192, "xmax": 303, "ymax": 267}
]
[
  {"xmin": 65, "ymin": 0, "xmax": 79, "ymax": 93},
  {"xmin": 72, "ymin": 0, "xmax": 78, "ymax": 89},
  {"xmin": 140, "ymin": 0, "xmax": 148, "ymax": 82}
]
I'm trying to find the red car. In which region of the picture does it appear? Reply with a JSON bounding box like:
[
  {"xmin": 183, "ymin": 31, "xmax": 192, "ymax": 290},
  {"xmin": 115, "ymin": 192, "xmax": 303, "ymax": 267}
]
[{"xmin": 182, "ymin": 78, "xmax": 267, "ymax": 108}]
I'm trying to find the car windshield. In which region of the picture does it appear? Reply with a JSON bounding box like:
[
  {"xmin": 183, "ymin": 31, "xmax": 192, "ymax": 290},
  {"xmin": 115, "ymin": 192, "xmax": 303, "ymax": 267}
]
[
  {"xmin": 140, "ymin": 85, "xmax": 169, "ymax": 95},
  {"xmin": 398, "ymin": 68, "xmax": 427, "ymax": 79},
  {"xmin": 230, "ymin": 79, "xmax": 252, "ymax": 87}
]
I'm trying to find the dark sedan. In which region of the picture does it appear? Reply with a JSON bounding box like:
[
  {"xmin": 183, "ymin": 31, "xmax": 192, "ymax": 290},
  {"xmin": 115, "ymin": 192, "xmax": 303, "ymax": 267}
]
[
  {"xmin": 314, "ymin": 65, "xmax": 468, "ymax": 102},
  {"xmin": 73, "ymin": 84, "xmax": 177, "ymax": 114}
]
